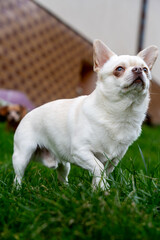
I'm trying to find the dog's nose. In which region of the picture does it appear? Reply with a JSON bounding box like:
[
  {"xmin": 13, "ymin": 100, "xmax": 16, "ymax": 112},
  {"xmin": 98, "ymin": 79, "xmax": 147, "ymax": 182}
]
[{"xmin": 132, "ymin": 67, "xmax": 142, "ymax": 74}]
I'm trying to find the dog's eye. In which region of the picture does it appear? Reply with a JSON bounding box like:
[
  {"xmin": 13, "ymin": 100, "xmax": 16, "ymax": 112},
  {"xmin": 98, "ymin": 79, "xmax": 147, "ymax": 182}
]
[
  {"xmin": 116, "ymin": 66, "xmax": 124, "ymax": 71},
  {"xmin": 143, "ymin": 67, "xmax": 148, "ymax": 73}
]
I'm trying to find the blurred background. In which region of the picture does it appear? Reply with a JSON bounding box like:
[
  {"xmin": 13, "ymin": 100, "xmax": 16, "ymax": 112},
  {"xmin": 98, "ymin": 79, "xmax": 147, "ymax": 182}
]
[
  {"xmin": 34, "ymin": 0, "xmax": 160, "ymax": 81},
  {"xmin": 0, "ymin": 0, "xmax": 160, "ymax": 125}
]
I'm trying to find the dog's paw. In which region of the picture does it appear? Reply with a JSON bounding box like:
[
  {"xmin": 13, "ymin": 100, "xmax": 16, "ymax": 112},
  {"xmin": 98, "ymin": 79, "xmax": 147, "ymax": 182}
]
[{"xmin": 92, "ymin": 177, "xmax": 110, "ymax": 191}]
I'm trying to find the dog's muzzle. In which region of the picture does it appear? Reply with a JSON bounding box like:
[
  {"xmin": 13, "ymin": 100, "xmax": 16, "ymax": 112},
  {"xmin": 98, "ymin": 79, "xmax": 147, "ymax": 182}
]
[
  {"xmin": 130, "ymin": 76, "xmax": 145, "ymax": 88},
  {"xmin": 124, "ymin": 67, "xmax": 145, "ymax": 90},
  {"xmin": 131, "ymin": 67, "xmax": 145, "ymax": 88}
]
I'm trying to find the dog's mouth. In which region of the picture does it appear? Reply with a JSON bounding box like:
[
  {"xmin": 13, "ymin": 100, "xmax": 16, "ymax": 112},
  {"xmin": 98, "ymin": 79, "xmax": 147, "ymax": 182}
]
[
  {"xmin": 132, "ymin": 76, "xmax": 144, "ymax": 86},
  {"xmin": 124, "ymin": 76, "xmax": 145, "ymax": 90}
]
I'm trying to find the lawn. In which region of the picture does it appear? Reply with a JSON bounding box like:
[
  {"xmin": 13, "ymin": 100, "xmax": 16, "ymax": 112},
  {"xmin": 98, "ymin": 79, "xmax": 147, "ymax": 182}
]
[{"xmin": 0, "ymin": 122, "xmax": 160, "ymax": 240}]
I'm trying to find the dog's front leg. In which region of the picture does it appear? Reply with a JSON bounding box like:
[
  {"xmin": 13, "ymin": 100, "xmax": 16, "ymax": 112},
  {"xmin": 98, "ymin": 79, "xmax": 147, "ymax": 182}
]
[
  {"xmin": 72, "ymin": 149, "xmax": 109, "ymax": 190},
  {"xmin": 106, "ymin": 158, "xmax": 120, "ymax": 176}
]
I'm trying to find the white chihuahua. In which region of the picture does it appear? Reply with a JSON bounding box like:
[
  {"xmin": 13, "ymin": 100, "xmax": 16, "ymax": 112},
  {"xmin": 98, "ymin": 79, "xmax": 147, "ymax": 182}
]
[{"xmin": 12, "ymin": 40, "xmax": 158, "ymax": 190}]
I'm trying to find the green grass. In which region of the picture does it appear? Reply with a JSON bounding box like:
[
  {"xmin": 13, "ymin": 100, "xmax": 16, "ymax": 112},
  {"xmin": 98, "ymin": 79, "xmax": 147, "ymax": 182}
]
[{"xmin": 0, "ymin": 122, "xmax": 160, "ymax": 240}]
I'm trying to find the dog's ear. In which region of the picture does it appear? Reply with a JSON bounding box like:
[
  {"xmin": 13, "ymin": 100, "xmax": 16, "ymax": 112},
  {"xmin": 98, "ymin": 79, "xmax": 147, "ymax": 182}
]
[
  {"xmin": 0, "ymin": 106, "xmax": 8, "ymax": 116},
  {"xmin": 137, "ymin": 46, "xmax": 158, "ymax": 70},
  {"xmin": 93, "ymin": 39, "xmax": 116, "ymax": 72},
  {"xmin": 20, "ymin": 106, "xmax": 27, "ymax": 118}
]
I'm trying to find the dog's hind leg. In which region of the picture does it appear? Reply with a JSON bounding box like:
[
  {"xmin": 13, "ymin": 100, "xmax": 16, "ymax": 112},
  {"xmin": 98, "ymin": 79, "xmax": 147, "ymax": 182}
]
[
  {"xmin": 57, "ymin": 162, "xmax": 71, "ymax": 184},
  {"xmin": 12, "ymin": 143, "xmax": 36, "ymax": 186}
]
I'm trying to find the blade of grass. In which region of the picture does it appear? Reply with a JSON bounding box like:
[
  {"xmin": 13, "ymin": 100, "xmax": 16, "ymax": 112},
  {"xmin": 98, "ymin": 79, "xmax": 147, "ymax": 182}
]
[{"xmin": 138, "ymin": 144, "xmax": 148, "ymax": 174}]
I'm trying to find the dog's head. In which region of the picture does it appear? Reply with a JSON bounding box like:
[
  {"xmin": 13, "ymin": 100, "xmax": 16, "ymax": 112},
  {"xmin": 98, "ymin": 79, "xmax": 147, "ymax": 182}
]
[
  {"xmin": 0, "ymin": 104, "xmax": 27, "ymax": 129},
  {"xmin": 93, "ymin": 40, "xmax": 158, "ymax": 99}
]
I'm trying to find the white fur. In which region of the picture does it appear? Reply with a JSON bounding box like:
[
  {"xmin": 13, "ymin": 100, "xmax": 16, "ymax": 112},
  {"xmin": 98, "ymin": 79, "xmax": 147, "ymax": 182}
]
[{"xmin": 12, "ymin": 40, "xmax": 158, "ymax": 190}]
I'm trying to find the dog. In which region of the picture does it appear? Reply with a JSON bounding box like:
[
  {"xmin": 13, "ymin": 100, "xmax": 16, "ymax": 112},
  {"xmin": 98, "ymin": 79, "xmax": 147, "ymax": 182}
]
[
  {"xmin": 0, "ymin": 104, "xmax": 27, "ymax": 130},
  {"xmin": 12, "ymin": 40, "xmax": 158, "ymax": 190}
]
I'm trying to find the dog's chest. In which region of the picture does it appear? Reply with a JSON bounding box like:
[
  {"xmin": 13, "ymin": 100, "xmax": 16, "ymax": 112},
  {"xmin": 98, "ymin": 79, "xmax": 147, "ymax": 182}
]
[{"xmin": 91, "ymin": 121, "xmax": 140, "ymax": 161}]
